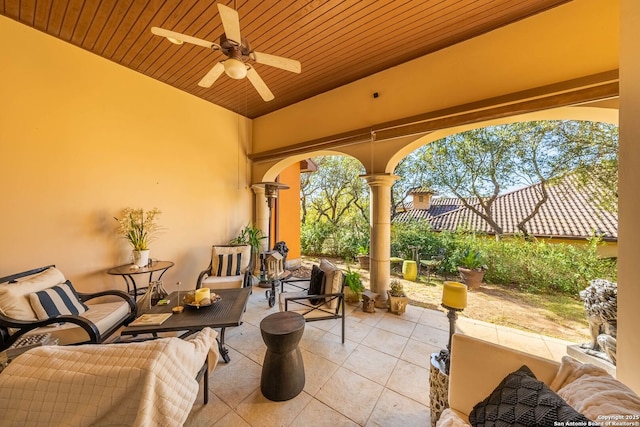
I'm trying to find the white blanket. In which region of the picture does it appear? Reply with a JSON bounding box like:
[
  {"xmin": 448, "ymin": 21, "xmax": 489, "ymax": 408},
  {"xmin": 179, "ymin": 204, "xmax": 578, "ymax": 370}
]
[{"xmin": 0, "ymin": 327, "xmax": 219, "ymax": 427}]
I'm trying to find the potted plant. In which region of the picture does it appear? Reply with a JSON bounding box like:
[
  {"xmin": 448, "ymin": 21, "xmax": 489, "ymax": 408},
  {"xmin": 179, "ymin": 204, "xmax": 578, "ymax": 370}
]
[
  {"xmin": 344, "ymin": 265, "xmax": 365, "ymax": 304},
  {"xmin": 115, "ymin": 208, "xmax": 162, "ymax": 267},
  {"xmin": 230, "ymin": 223, "xmax": 267, "ymax": 273},
  {"xmin": 387, "ymin": 279, "xmax": 409, "ymax": 314},
  {"xmin": 456, "ymin": 249, "xmax": 487, "ymax": 290},
  {"xmin": 356, "ymin": 244, "xmax": 370, "ymax": 270}
]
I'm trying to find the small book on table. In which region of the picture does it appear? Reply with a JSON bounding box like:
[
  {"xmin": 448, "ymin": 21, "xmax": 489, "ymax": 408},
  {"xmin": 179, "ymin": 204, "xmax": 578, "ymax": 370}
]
[{"xmin": 130, "ymin": 313, "xmax": 172, "ymax": 326}]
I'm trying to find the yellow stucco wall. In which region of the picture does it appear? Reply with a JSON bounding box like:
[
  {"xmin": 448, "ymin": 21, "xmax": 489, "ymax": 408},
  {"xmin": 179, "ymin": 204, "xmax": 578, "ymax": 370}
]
[
  {"xmin": 276, "ymin": 163, "xmax": 302, "ymax": 264},
  {"xmin": 0, "ymin": 16, "xmax": 252, "ymax": 292},
  {"xmin": 617, "ymin": 0, "xmax": 640, "ymax": 394}
]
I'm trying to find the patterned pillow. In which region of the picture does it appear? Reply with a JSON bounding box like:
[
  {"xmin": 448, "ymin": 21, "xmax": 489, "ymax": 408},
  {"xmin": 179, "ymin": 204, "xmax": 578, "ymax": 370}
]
[
  {"xmin": 469, "ymin": 365, "xmax": 591, "ymax": 427},
  {"xmin": 211, "ymin": 245, "xmax": 250, "ymax": 277},
  {"xmin": 29, "ymin": 280, "xmax": 89, "ymax": 320},
  {"xmin": 307, "ymin": 265, "xmax": 326, "ymax": 305}
]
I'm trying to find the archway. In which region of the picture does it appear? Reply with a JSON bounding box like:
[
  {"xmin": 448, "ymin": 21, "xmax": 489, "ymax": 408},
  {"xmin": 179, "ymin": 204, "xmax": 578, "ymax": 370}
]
[{"xmin": 253, "ymin": 151, "xmax": 368, "ymax": 271}]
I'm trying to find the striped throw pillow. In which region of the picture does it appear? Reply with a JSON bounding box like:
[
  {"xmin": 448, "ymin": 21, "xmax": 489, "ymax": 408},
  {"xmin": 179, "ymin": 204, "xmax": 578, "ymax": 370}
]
[
  {"xmin": 214, "ymin": 252, "xmax": 243, "ymax": 277},
  {"xmin": 29, "ymin": 280, "xmax": 89, "ymax": 320}
]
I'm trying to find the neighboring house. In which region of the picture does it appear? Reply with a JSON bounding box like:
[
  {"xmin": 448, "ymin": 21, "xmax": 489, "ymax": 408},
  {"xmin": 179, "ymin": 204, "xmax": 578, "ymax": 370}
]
[{"xmin": 394, "ymin": 176, "xmax": 618, "ymax": 257}]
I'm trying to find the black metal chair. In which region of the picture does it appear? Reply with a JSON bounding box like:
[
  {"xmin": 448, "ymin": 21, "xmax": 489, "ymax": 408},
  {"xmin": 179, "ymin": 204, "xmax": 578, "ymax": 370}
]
[
  {"xmin": 279, "ymin": 260, "xmax": 346, "ymax": 343},
  {"xmin": 0, "ymin": 265, "xmax": 136, "ymax": 351}
]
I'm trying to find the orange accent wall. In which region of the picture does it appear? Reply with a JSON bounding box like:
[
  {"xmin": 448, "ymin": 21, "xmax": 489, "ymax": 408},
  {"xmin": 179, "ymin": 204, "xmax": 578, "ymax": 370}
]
[{"xmin": 277, "ymin": 163, "xmax": 301, "ymax": 261}]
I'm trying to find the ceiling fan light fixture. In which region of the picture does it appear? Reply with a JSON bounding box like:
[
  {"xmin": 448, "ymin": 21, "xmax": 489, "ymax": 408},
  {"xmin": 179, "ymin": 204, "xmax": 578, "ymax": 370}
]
[
  {"xmin": 224, "ymin": 58, "xmax": 247, "ymax": 79},
  {"xmin": 167, "ymin": 37, "xmax": 184, "ymax": 45}
]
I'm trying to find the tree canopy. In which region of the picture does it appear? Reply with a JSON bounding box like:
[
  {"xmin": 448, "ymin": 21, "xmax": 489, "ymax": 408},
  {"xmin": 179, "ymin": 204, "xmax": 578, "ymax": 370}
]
[{"xmin": 392, "ymin": 120, "xmax": 618, "ymax": 237}]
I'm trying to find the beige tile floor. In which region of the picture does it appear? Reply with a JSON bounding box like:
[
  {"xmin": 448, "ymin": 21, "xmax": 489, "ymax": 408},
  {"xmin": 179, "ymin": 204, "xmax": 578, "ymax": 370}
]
[{"xmin": 184, "ymin": 284, "xmax": 576, "ymax": 427}]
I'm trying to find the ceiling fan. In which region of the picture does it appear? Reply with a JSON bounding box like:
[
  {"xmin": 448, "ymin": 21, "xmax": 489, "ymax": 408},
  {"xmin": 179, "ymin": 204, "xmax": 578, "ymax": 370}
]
[{"xmin": 151, "ymin": 3, "xmax": 301, "ymax": 102}]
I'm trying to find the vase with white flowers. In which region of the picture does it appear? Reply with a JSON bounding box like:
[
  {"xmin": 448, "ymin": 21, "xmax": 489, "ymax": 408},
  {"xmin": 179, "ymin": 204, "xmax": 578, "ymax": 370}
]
[{"xmin": 115, "ymin": 208, "xmax": 162, "ymax": 267}]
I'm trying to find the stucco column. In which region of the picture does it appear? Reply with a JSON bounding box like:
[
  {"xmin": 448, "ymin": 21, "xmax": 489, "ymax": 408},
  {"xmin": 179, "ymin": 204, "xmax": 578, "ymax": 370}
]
[
  {"xmin": 617, "ymin": 0, "xmax": 640, "ymax": 394},
  {"xmin": 252, "ymin": 186, "xmax": 269, "ymax": 253},
  {"xmin": 362, "ymin": 174, "xmax": 399, "ymax": 308}
]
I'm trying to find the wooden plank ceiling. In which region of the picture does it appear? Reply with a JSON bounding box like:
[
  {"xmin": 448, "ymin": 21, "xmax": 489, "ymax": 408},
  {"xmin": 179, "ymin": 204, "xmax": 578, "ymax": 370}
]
[{"xmin": 1, "ymin": 0, "xmax": 570, "ymax": 119}]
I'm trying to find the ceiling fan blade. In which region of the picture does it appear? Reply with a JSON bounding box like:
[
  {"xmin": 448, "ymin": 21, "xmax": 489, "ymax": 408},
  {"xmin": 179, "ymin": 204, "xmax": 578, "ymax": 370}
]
[
  {"xmin": 198, "ymin": 62, "xmax": 225, "ymax": 88},
  {"xmin": 217, "ymin": 3, "xmax": 242, "ymax": 45},
  {"xmin": 151, "ymin": 27, "xmax": 217, "ymax": 49},
  {"xmin": 246, "ymin": 67, "xmax": 274, "ymax": 102},
  {"xmin": 252, "ymin": 51, "xmax": 301, "ymax": 74}
]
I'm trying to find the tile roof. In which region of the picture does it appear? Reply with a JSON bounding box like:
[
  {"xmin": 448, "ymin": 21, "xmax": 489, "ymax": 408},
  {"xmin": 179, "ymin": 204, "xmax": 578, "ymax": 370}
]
[{"xmin": 394, "ymin": 176, "xmax": 617, "ymax": 240}]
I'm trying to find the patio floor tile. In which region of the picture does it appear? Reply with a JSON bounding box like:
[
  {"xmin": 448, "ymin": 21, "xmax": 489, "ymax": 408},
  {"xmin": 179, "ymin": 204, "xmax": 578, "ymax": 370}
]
[
  {"xmin": 315, "ymin": 367, "xmax": 384, "ymax": 425},
  {"xmin": 291, "ymin": 399, "xmax": 359, "ymax": 426},
  {"xmin": 235, "ymin": 389, "xmax": 312, "ymax": 427},
  {"xmin": 185, "ymin": 286, "xmax": 576, "ymax": 426},
  {"xmin": 361, "ymin": 328, "xmax": 409, "ymax": 358},
  {"xmin": 386, "ymin": 359, "xmax": 431, "ymax": 406},
  {"xmin": 301, "ymin": 350, "xmax": 341, "ymax": 396},
  {"xmin": 342, "ymin": 344, "xmax": 399, "ymax": 386},
  {"xmin": 366, "ymin": 388, "xmax": 430, "ymax": 427}
]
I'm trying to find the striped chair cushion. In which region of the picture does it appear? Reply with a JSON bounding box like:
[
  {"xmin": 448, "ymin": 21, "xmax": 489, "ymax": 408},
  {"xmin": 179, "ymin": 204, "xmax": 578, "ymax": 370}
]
[
  {"xmin": 29, "ymin": 280, "xmax": 89, "ymax": 320},
  {"xmin": 214, "ymin": 252, "xmax": 243, "ymax": 276}
]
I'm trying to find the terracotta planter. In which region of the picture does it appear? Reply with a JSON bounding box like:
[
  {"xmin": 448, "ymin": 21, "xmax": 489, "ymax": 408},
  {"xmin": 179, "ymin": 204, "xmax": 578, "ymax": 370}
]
[
  {"xmin": 457, "ymin": 267, "xmax": 485, "ymax": 290},
  {"xmin": 387, "ymin": 290, "xmax": 409, "ymax": 314},
  {"xmin": 357, "ymin": 255, "xmax": 370, "ymax": 270}
]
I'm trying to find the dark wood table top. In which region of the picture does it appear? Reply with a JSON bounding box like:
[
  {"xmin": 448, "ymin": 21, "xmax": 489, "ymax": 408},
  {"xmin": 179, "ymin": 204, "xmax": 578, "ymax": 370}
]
[{"xmin": 121, "ymin": 287, "xmax": 251, "ymax": 336}]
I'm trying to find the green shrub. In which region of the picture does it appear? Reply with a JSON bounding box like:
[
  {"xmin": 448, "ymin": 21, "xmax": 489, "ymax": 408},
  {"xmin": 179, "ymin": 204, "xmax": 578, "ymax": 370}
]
[{"xmin": 390, "ymin": 222, "xmax": 617, "ymax": 296}]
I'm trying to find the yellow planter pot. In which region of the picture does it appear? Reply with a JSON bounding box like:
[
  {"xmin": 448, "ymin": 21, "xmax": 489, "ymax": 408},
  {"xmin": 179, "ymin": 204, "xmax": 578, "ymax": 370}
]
[{"xmin": 402, "ymin": 260, "xmax": 418, "ymax": 281}]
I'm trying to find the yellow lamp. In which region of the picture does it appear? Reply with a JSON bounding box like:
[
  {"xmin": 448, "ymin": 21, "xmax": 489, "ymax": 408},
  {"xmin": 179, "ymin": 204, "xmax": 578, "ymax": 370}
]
[
  {"xmin": 442, "ymin": 281, "xmax": 467, "ymax": 310},
  {"xmin": 438, "ymin": 281, "xmax": 468, "ymax": 374}
]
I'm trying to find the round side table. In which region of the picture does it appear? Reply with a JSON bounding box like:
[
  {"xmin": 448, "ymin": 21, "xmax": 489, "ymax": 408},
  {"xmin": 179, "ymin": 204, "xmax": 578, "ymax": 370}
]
[{"xmin": 259, "ymin": 311, "xmax": 305, "ymax": 401}]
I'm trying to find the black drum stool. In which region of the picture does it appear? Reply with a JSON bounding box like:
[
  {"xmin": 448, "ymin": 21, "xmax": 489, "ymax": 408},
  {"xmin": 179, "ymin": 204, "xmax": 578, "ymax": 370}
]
[{"xmin": 259, "ymin": 311, "xmax": 305, "ymax": 401}]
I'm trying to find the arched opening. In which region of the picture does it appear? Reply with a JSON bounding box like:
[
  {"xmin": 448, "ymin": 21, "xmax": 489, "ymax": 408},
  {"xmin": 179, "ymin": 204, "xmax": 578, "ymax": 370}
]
[{"xmin": 254, "ymin": 151, "xmax": 367, "ymax": 270}]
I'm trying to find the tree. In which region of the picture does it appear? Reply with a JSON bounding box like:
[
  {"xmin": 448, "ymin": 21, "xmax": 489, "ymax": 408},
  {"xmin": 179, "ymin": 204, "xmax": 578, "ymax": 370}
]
[
  {"xmin": 406, "ymin": 120, "xmax": 618, "ymax": 238},
  {"xmin": 300, "ymin": 155, "xmax": 370, "ymax": 256},
  {"xmin": 562, "ymin": 122, "xmax": 618, "ymax": 213},
  {"xmin": 392, "ymin": 152, "xmax": 432, "ymax": 219},
  {"xmin": 419, "ymin": 126, "xmax": 519, "ymax": 236}
]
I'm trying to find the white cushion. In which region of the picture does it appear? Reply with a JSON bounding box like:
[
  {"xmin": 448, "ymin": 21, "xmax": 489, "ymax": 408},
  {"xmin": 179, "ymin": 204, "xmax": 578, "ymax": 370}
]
[
  {"xmin": 201, "ymin": 274, "xmax": 244, "ymax": 290},
  {"xmin": 211, "ymin": 245, "xmax": 250, "ymax": 276},
  {"xmin": 0, "ymin": 267, "xmax": 66, "ymax": 321},
  {"xmin": 319, "ymin": 259, "xmax": 343, "ymax": 309},
  {"xmin": 24, "ymin": 301, "xmax": 130, "ymax": 346},
  {"xmin": 29, "ymin": 281, "xmax": 88, "ymax": 320}
]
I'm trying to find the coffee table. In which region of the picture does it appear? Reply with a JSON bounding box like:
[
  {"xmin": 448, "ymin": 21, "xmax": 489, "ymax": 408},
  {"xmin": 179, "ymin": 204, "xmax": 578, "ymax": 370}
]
[{"xmin": 120, "ymin": 287, "xmax": 251, "ymax": 363}]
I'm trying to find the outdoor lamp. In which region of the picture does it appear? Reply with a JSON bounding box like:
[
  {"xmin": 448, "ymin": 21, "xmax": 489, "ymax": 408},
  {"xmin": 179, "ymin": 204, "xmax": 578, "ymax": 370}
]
[
  {"xmin": 438, "ymin": 281, "xmax": 468, "ymax": 374},
  {"xmin": 252, "ymin": 181, "xmax": 290, "ymax": 248}
]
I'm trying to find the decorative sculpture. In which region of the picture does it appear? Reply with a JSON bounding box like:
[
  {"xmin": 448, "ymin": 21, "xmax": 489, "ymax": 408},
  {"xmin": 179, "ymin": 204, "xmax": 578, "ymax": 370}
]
[
  {"xmin": 273, "ymin": 241, "xmax": 289, "ymax": 268},
  {"xmin": 579, "ymin": 278, "xmax": 617, "ymax": 365}
]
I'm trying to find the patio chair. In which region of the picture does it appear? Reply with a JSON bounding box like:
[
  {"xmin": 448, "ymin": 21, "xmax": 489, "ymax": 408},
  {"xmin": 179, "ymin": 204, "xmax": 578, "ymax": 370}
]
[
  {"xmin": 0, "ymin": 265, "xmax": 136, "ymax": 351},
  {"xmin": 420, "ymin": 254, "xmax": 444, "ymax": 282},
  {"xmin": 197, "ymin": 245, "xmax": 253, "ymax": 290},
  {"xmin": 279, "ymin": 259, "xmax": 346, "ymax": 343}
]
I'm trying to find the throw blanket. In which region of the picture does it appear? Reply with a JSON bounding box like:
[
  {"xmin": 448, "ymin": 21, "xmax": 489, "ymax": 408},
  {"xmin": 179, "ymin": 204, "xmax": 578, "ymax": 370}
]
[
  {"xmin": 437, "ymin": 356, "xmax": 640, "ymax": 427},
  {"xmin": 0, "ymin": 328, "xmax": 219, "ymax": 427},
  {"xmin": 551, "ymin": 355, "xmax": 640, "ymax": 421}
]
